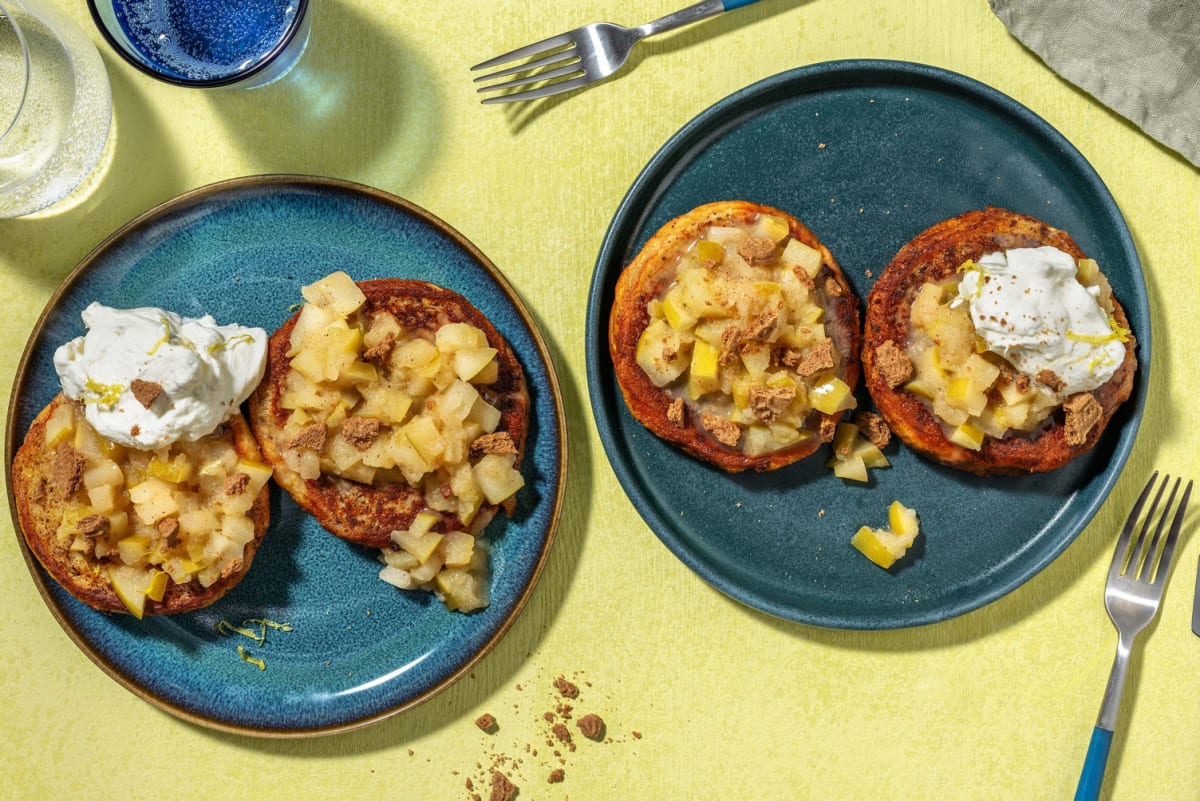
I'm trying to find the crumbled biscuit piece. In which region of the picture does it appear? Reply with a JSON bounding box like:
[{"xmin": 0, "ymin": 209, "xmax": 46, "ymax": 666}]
[
  {"xmin": 547, "ymin": 769, "xmax": 565, "ymax": 784},
  {"xmin": 737, "ymin": 235, "xmax": 777, "ymax": 266},
  {"xmin": 792, "ymin": 266, "xmax": 815, "ymax": 289},
  {"xmin": 577, "ymin": 713, "xmax": 605, "ymax": 741},
  {"xmin": 700, "ymin": 413, "xmax": 741, "ymax": 447},
  {"xmin": 130, "ymin": 378, "xmax": 163, "ymax": 409},
  {"xmin": 719, "ymin": 325, "xmax": 743, "ymax": 366},
  {"xmin": 818, "ymin": 415, "xmax": 838, "ymax": 442},
  {"xmin": 288, "ymin": 422, "xmax": 327, "ymax": 451},
  {"xmin": 666, "ymin": 397, "xmax": 686, "ymax": 428},
  {"xmin": 489, "ymin": 771, "xmax": 517, "ymax": 801},
  {"xmin": 1063, "ymin": 392, "xmax": 1102, "ymax": 446},
  {"xmin": 156, "ymin": 516, "xmax": 180, "ymax": 540},
  {"xmin": 474, "ymin": 713, "xmax": 497, "ymax": 733},
  {"xmin": 795, "ymin": 339, "xmax": 835, "ymax": 378},
  {"xmin": 362, "ymin": 332, "xmax": 396, "ymax": 365},
  {"xmin": 341, "ymin": 416, "xmax": 383, "ymax": 451},
  {"xmin": 77, "ymin": 514, "xmax": 109, "ymax": 538},
  {"xmin": 471, "ymin": 431, "xmax": 518, "ymax": 456},
  {"xmin": 745, "ymin": 308, "xmax": 780, "ymax": 341},
  {"xmin": 554, "ymin": 676, "xmax": 579, "ymax": 698},
  {"xmin": 875, "ymin": 340, "xmax": 913, "ymax": 388},
  {"xmin": 778, "ymin": 347, "xmax": 803, "ymax": 369},
  {"xmin": 223, "ymin": 472, "xmax": 250, "ymax": 496},
  {"xmin": 1015, "ymin": 373, "xmax": 1032, "ymax": 394},
  {"xmin": 854, "ymin": 412, "xmax": 891, "ymax": 449},
  {"xmin": 749, "ymin": 384, "xmax": 797, "ymax": 425},
  {"xmin": 53, "ymin": 443, "xmax": 87, "ymax": 499},
  {"xmin": 1038, "ymin": 370, "xmax": 1066, "ymax": 392}
]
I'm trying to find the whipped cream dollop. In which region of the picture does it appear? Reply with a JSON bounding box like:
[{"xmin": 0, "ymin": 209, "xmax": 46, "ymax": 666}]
[
  {"xmin": 955, "ymin": 247, "xmax": 1126, "ymax": 396},
  {"xmin": 53, "ymin": 303, "xmax": 268, "ymax": 449}
]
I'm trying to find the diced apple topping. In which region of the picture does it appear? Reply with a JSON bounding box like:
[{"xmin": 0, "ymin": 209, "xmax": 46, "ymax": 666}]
[
  {"xmin": 284, "ymin": 272, "xmax": 526, "ymax": 613},
  {"xmin": 380, "ymin": 512, "xmax": 490, "ymax": 612},
  {"xmin": 851, "ymin": 501, "xmax": 921, "ymax": 570},
  {"xmin": 52, "ymin": 401, "xmax": 263, "ymax": 617},
  {"xmin": 906, "ymin": 277, "xmax": 1061, "ymax": 445},
  {"xmin": 826, "ymin": 421, "xmax": 889, "ymax": 482},
  {"xmin": 637, "ymin": 214, "xmax": 852, "ymax": 454}
]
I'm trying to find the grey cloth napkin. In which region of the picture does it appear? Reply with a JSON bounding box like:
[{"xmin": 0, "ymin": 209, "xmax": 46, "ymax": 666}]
[{"xmin": 990, "ymin": 0, "xmax": 1200, "ymax": 167}]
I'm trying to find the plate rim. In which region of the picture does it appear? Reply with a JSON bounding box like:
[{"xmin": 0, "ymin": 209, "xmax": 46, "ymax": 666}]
[
  {"xmin": 5, "ymin": 173, "xmax": 568, "ymax": 736},
  {"xmin": 584, "ymin": 59, "xmax": 1149, "ymax": 629}
]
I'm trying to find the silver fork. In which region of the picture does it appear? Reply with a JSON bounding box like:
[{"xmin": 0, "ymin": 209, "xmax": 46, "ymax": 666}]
[
  {"xmin": 470, "ymin": 0, "xmax": 762, "ymax": 104},
  {"xmin": 1074, "ymin": 471, "xmax": 1192, "ymax": 801}
]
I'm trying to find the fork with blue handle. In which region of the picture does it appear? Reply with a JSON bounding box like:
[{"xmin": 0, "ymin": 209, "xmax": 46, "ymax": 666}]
[{"xmin": 1074, "ymin": 472, "xmax": 1192, "ymax": 801}]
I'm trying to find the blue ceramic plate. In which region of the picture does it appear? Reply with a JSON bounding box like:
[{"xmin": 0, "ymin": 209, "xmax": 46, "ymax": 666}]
[
  {"xmin": 7, "ymin": 176, "xmax": 566, "ymax": 735},
  {"xmin": 585, "ymin": 61, "xmax": 1148, "ymax": 629}
]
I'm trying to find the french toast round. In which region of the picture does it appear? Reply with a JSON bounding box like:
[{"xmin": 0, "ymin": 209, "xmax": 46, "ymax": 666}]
[
  {"xmin": 249, "ymin": 277, "xmax": 529, "ymax": 550},
  {"xmin": 12, "ymin": 394, "xmax": 271, "ymax": 616},
  {"xmin": 609, "ymin": 200, "xmax": 862, "ymax": 473},
  {"xmin": 862, "ymin": 207, "xmax": 1137, "ymax": 475}
]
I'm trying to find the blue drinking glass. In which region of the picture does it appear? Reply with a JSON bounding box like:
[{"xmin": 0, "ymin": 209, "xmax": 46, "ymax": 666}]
[{"xmin": 87, "ymin": 0, "xmax": 310, "ymax": 89}]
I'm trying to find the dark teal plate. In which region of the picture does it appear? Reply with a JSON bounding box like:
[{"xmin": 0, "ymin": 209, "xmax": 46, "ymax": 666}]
[
  {"xmin": 585, "ymin": 60, "xmax": 1148, "ymax": 630},
  {"xmin": 6, "ymin": 176, "xmax": 566, "ymax": 735}
]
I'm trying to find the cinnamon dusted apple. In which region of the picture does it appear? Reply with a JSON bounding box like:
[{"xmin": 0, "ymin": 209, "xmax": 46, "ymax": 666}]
[
  {"xmin": 12, "ymin": 395, "xmax": 271, "ymax": 618},
  {"xmin": 862, "ymin": 208, "xmax": 1136, "ymax": 475},
  {"xmin": 249, "ymin": 272, "xmax": 529, "ymax": 612},
  {"xmin": 609, "ymin": 200, "xmax": 861, "ymax": 472}
]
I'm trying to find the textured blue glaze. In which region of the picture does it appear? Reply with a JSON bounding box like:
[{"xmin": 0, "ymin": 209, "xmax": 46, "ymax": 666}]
[
  {"xmin": 10, "ymin": 177, "xmax": 564, "ymax": 734},
  {"xmin": 585, "ymin": 60, "xmax": 1148, "ymax": 630},
  {"xmin": 90, "ymin": 0, "xmax": 308, "ymax": 86}
]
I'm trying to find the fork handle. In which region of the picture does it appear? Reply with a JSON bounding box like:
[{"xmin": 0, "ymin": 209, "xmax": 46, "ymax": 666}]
[
  {"xmin": 639, "ymin": 0, "xmax": 763, "ymax": 38},
  {"xmin": 1073, "ymin": 727, "xmax": 1114, "ymax": 801}
]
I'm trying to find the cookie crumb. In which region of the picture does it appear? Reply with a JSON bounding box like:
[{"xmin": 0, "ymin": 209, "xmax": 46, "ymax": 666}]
[
  {"xmin": 475, "ymin": 713, "xmax": 498, "ymax": 733},
  {"xmin": 577, "ymin": 714, "xmax": 605, "ymax": 741},
  {"xmin": 547, "ymin": 768, "xmax": 565, "ymax": 784},
  {"xmin": 130, "ymin": 378, "xmax": 162, "ymax": 409},
  {"xmin": 489, "ymin": 771, "xmax": 517, "ymax": 801},
  {"xmin": 554, "ymin": 676, "xmax": 579, "ymax": 698},
  {"xmin": 875, "ymin": 339, "xmax": 913, "ymax": 388},
  {"xmin": 853, "ymin": 411, "xmax": 891, "ymax": 449}
]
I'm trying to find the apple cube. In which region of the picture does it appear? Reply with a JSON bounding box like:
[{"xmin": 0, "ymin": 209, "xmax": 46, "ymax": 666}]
[
  {"xmin": 107, "ymin": 564, "xmax": 155, "ymax": 618},
  {"xmin": 436, "ymin": 322, "xmax": 488, "ymax": 352},
  {"xmin": 300, "ymin": 270, "xmax": 366, "ymax": 316},
  {"xmin": 128, "ymin": 478, "xmax": 179, "ymax": 525},
  {"xmin": 44, "ymin": 402, "xmax": 76, "ymax": 447},
  {"xmin": 473, "ymin": 453, "xmax": 525, "ymax": 504},
  {"xmin": 436, "ymin": 568, "xmax": 488, "ymax": 612},
  {"xmin": 636, "ymin": 319, "xmax": 691, "ymax": 388},
  {"xmin": 288, "ymin": 302, "xmax": 337, "ymax": 354}
]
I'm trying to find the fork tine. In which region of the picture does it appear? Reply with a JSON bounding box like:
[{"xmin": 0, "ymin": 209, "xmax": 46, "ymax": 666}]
[
  {"xmin": 1109, "ymin": 471, "xmax": 1158, "ymax": 580},
  {"xmin": 1128, "ymin": 475, "xmax": 1170, "ymax": 578},
  {"xmin": 1148, "ymin": 477, "xmax": 1191, "ymax": 584},
  {"xmin": 469, "ymin": 33, "xmax": 574, "ymax": 72},
  {"xmin": 472, "ymin": 48, "xmax": 580, "ymax": 84},
  {"xmin": 1136, "ymin": 476, "xmax": 1178, "ymax": 582},
  {"xmin": 479, "ymin": 74, "xmax": 593, "ymax": 105},
  {"xmin": 476, "ymin": 62, "xmax": 585, "ymax": 96}
]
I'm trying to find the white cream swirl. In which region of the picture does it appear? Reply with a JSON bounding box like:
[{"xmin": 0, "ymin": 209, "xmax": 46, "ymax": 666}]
[
  {"xmin": 53, "ymin": 303, "xmax": 267, "ymax": 449},
  {"xmin": 955, "ymin": 246, "xmax": 1126, "ymax": 395}
]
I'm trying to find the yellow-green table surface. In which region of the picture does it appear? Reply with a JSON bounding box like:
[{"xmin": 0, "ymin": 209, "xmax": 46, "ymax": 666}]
[{"xmin": 3, "ymin": 1, "xmax": 1198, "ymax": 799}]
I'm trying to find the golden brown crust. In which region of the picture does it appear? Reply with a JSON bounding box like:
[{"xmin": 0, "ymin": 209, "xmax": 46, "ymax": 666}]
[
  {"xmin": 862, "ymin": 207, "xmax": 1137, "ymax": 475},
  {"xmin": 608, "ymin": 200, "xmax": 861, "ymax": 472},
  {"xmin": 249, "ymin": 279, "xmax": 529, "ymax": 549},
  {"xmin": 11, "ymin": 395, "xmax": 270, "ymax": 615}
]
